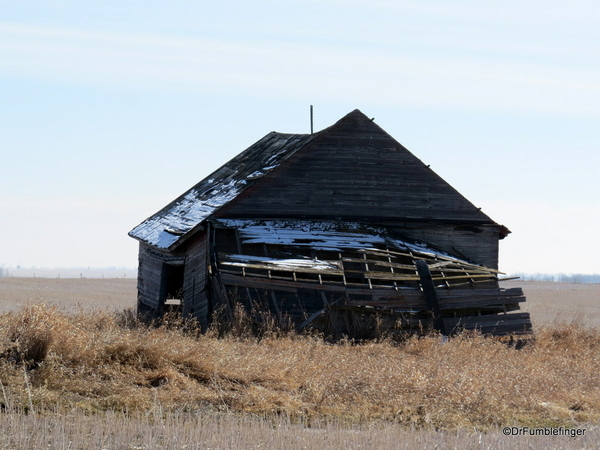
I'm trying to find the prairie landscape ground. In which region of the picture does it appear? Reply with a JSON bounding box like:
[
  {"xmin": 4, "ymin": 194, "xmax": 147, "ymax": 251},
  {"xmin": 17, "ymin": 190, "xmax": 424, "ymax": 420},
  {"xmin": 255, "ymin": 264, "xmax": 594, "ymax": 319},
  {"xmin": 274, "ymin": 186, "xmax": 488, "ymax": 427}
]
[{"xmin": 0, "ymin": 277, "xmax": 599, "ymax": 449}]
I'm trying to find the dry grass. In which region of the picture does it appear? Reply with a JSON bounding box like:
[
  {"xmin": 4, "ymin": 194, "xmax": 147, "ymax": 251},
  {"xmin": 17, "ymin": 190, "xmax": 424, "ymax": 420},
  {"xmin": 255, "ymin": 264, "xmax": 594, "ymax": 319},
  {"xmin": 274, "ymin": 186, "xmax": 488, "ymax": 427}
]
[
  {"xmin": 1, "ymin": 304, "xmax": 600, "ymax": 431},
  {"xmin": 1, "ymin": 409, "xmax": 598, "ymax": 450}
]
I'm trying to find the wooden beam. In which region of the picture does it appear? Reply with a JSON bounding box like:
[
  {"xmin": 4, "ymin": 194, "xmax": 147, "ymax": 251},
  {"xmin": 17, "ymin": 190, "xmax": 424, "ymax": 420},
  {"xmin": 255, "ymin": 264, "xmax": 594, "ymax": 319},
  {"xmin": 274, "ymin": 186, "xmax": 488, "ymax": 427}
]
[{"xmin": 415, "ymin": 260, "xmax": 448, "ymax": 335}]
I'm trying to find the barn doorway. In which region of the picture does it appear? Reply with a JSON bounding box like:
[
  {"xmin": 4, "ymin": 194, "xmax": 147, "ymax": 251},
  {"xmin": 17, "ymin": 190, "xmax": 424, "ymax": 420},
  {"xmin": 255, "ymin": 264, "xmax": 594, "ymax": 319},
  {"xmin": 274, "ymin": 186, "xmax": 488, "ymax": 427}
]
[{"xmin": 160, "ymin": 262, "xmax": 185, "ymax": 313}]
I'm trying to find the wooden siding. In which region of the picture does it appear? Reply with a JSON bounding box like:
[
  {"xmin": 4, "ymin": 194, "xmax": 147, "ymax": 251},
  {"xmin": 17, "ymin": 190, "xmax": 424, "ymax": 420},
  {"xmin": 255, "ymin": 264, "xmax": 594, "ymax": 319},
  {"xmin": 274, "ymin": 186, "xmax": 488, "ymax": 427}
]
[
  {"xmin": 136, "ymin": 243, "xmax": 181, "ymax": 317},
  {"xmin": 215, "ymin": 110, "xmax": 494, "ymax": 226},
  {"xmin": 180, "ymin": 230, "xmax": 210, "ymax": 329},
  {"xmin": 392, "ymin": 223, "xmax": 501, "ymax": 269}
]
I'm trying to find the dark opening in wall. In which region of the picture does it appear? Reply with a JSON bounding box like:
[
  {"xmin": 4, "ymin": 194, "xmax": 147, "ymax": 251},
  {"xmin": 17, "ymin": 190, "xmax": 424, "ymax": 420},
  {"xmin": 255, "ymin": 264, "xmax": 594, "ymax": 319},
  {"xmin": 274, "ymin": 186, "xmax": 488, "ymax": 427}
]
[{"xmin": 161, "ymin": 263, "xmax": 185, "ymax": 311}]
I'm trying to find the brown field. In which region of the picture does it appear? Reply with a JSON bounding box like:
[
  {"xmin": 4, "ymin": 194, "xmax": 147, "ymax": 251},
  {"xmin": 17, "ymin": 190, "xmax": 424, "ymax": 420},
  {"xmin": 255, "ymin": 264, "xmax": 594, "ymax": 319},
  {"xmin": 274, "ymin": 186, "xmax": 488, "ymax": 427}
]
[
  {"xmin": 0, "ymin": 277, "xmax": 599, "ymax": 449},
  {"xmin": 1, "ymin": 277, "xmax": 598, "ymax": 325},
  {"xmin": 504, "ymin": 280, "xmax": 600, "ymax": 328},
  {"xmin": 0, "ymin": 277, "xmax": 137, "ymax": 313}
]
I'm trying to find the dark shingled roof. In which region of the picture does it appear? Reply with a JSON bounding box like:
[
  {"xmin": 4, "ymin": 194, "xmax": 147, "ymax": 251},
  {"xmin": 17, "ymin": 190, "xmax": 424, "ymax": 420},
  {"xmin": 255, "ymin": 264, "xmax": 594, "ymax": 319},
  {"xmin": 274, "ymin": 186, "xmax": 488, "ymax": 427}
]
[
  {"xmin": 130, "ymin": 109, "xmax": 507, "ymax": 251},
  {"xmin": 129, "ymin": 132, "xmax": 315, "ymax": 250}
]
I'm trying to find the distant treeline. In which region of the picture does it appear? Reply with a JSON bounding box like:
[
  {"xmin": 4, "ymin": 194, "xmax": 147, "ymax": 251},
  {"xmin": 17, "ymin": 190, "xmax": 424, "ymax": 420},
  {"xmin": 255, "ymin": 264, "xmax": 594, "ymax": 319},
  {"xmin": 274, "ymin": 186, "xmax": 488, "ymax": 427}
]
[
  {"xmin": 511, "ymin": 272, "xmax": 600, "ymax": 283},
  {"xmin": 0, "ymin": 267, "xmax": 137, "ymax": 279},
  {"xmin": 1, "ymin": 266, "xmax": 597, "ymax": 283}
]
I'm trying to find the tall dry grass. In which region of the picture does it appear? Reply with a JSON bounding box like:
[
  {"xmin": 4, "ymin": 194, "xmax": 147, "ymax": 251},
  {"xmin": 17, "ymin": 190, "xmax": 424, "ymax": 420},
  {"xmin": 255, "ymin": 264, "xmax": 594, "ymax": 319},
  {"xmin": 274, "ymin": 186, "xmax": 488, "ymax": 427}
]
[{"xmin": 1, "ymin": 304, "xmax": 600, "ymax": 430}]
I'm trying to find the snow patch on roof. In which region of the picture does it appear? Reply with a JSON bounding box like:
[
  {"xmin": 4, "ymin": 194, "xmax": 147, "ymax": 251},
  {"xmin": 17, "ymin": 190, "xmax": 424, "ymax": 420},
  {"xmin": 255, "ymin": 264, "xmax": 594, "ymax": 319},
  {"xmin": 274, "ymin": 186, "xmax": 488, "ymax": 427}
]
[
  {"xmin": 213, "ymin": 219, "xmax": 462, "ymax": 260},
  {"xmin": 129, "ymin": 179, "xmax": 245, "ymax": 249},
  {"xmin": 129, "ymin": 133, "xmax": 314, "ymax": 249},
  {"xmin": 222, "ymin": 254, "xmax": 343, "ymax": 272}
]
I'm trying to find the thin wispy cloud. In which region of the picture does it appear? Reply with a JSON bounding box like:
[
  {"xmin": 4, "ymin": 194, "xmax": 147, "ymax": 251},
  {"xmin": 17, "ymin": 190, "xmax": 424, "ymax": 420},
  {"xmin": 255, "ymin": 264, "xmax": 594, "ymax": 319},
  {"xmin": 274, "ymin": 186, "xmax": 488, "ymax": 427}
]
[
  {"xmin": 1, "ymin": 2, "xmax": 598, "ymax": 271},
  {"xmin": 1, "ymin": 23, "xmax": 598, "ymax": 114}
]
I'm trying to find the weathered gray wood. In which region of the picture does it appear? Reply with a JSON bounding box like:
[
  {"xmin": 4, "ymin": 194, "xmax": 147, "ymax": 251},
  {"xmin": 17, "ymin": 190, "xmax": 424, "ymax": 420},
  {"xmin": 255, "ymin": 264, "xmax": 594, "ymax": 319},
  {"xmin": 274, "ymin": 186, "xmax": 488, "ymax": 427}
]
[
  {"xmin": 297, "ymin": 308, "xmax": 327, "ymax": 331},
  {"xmin": 181, "ymin": 230, "xmax": 209, "ymax": 329},
  {"xmin": 137, "ymin": 243, "xmax": 167, "ymax": 312},
  {"xmin": 415, "ymin": 260, "xmax": 448, "ymax": 335},
  {"xmin": 216, "ymin": 112, "xmax": 496, "ymax": 231}
]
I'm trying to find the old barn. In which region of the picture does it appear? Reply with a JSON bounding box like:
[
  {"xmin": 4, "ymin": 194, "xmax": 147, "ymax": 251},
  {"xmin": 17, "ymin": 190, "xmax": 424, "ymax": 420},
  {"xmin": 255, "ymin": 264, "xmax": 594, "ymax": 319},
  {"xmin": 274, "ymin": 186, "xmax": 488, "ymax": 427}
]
[{"xmin": 129, "ymin": 110, "xmax": 531, "ymax": 336}]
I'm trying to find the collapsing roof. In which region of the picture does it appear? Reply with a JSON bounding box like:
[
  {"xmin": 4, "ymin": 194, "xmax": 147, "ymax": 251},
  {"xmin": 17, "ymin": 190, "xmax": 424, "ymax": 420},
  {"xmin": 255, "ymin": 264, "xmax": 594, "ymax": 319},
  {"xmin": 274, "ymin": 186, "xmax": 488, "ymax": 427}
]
[
  {"xmin": 216, "ymin": 218, "xmax": 464, "ymax": 256},
  {"xmin": 129, "ymin": 133, "xmax": 315, "ymax": 249},
  {"xmin": 210, "ymin": 218, "xmax": 530, "ymax": 336}
]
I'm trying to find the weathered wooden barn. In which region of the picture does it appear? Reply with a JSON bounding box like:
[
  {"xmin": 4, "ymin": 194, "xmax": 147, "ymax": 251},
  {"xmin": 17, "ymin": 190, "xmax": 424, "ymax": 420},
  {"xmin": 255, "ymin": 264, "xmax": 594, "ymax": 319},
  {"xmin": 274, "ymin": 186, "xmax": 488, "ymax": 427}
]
[{"xmin": 129, "ymin": 110, "xmax": 531, "ymax": 336}]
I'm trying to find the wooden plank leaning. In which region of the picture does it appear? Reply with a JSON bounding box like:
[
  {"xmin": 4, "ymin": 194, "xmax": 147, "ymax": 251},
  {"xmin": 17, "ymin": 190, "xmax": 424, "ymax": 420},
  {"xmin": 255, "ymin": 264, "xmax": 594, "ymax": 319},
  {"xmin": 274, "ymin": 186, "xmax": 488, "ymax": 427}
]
[{"xmin": 415, "ymin": 259, "xmax": 448, "ymax": 336}]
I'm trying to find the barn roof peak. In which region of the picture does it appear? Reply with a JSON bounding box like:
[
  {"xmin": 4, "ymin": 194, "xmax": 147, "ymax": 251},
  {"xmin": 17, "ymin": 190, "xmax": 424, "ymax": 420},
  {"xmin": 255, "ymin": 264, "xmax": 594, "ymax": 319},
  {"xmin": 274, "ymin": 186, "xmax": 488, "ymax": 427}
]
[{"xmin": 129, "ymin": 110, "xmax": 503, "ymax": 251}]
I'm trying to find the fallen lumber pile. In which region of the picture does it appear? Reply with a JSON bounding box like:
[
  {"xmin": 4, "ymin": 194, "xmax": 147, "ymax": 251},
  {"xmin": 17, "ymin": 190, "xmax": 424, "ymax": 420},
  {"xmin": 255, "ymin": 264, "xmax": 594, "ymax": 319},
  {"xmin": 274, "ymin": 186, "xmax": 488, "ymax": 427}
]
[{"xmin": 213, "ymin": 242, "xmax": 532, "ymax": 337}]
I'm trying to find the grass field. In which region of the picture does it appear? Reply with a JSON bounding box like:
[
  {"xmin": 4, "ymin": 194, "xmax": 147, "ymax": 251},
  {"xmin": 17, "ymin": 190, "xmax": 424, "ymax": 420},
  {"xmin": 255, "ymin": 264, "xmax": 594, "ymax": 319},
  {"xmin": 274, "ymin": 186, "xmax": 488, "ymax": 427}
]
[
  {"xmin": 0, "ymin": 277, "xmax": 599, "ymax": 449},
  {"xmin": 2, "ymin": 278, "xmax": 598, "ymax": 326},
  {"xmin": 0, "ymin": 277, "xmax": 137, "ymax": 313},
  {"xmin": 2, "ymin": 410, "xmax": 598, "ymax": 449},
  {"xmin": 507, "ymin": 280, "xmax": 600, "ymax": 328}
]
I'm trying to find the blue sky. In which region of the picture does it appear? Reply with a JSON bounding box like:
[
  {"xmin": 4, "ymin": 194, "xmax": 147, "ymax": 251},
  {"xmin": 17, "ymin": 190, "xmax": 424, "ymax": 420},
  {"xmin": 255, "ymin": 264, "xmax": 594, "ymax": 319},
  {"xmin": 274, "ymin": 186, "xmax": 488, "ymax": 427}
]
[{"xmin": 1, "ymin": 1, "xmax": 599, "ymax": 274}]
